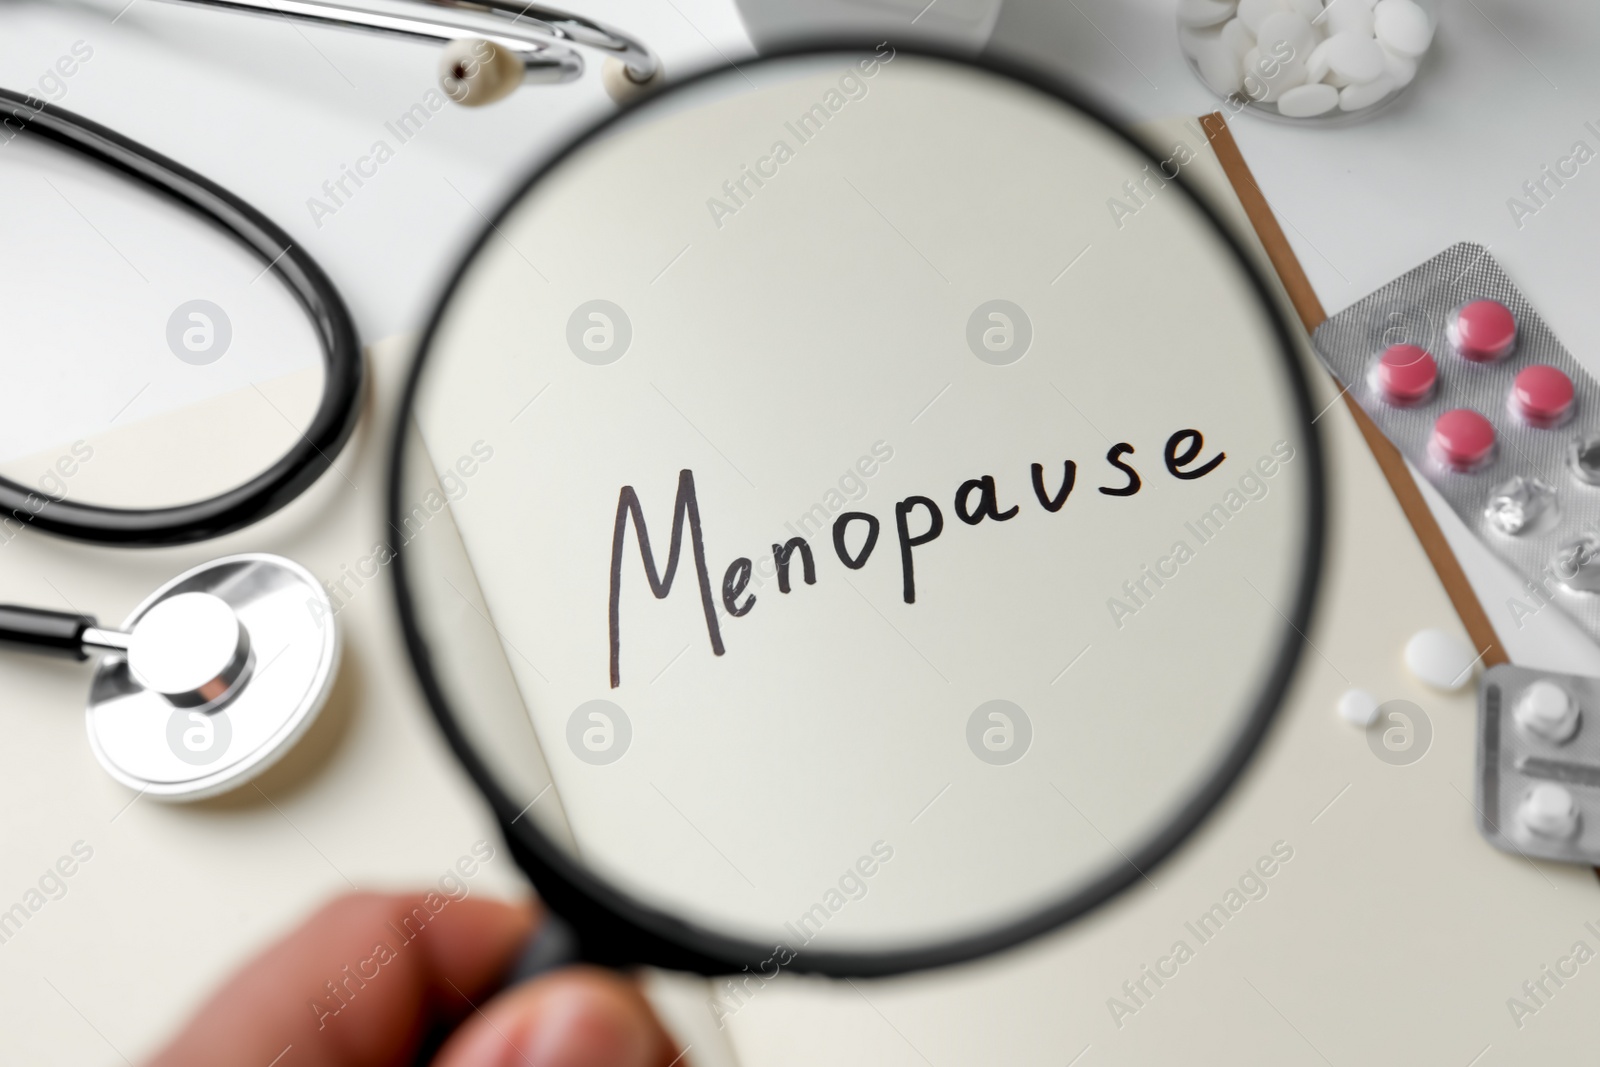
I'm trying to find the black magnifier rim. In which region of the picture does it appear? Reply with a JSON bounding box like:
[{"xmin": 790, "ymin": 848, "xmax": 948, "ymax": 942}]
[
  {"xmin": 390, "ymin": 40, "xmax": 1327, "ymax": 979},
  {"xmin": 0, "ymin": 89, "xmax": 362, "ymax": 547}
]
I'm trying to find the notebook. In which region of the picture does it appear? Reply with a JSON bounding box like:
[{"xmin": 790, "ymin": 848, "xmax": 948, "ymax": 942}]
[{"xmin": 403, "ymin": 112, "xmax": 1600, "ymax": 1063}]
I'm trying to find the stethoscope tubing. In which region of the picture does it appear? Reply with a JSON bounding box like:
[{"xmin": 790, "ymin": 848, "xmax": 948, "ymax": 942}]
[{"xmin": 0, "ymin": 88, "xmax": 363, "ymax": 546}]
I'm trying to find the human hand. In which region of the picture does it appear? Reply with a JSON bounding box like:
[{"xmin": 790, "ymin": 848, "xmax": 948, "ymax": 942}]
[{"xmin": 144, "ymin": 892, "xmax": 679, "ymax": 1067}]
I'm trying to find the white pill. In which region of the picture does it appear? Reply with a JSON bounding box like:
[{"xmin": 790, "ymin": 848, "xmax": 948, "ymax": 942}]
[
  {"xmin": 1306, "ymin": 37, "xmax": 1333, "ymax": 80},
  {"xmin": 1374, "ymin": 0, "xmax": 1433, "ymax": 56},
  {"xmin": 1221, "ymin": 17, "xmax": 1257, "ymax": 59},
  {"xmin": 1278, "ymin": 81, "xmax": 1340, "ymax": 117},
  {"xmin": 1514, "ymin": 680, "xmax": 1580, "ymax": 743},
  {"xmin": 1241, "ymin": 50, "xmax": 1308, "ymax": 101},
  {"xmin": 1380, "ymin": 42, "xmax": 1419, "ymax": 86},
  {"xmin": 1337, "ymin": 687, "xmax": 1381, "ymax": 726},
  {"xmin": 1256, "ymin": 11, "xmax": 1318, "ymax": 61},
  {"xmin": 1520, "ymin": 783, "xmax": 1579, "ymax": 840},
  {"xmin": 1322, "ymin": 0, "xmax": 1375, "ymax": 37},
  {"xmin": 1178, "ymin": 0, "xmax": 1239, "ymax": 28},
  {"xmin": 1339, "ymin": 73, "xmax": 1394, "ymax": 110},
  {"xmin": 1287, "ymin": 0, "xmax": 1322, "ymax": 20},
  {"xmin": 1403, "ymin": 628, "xmax": 1478, "ymax": 690},
  {"xmin": 1187, "ymin": 31, "xmax": 1245, "ymax": 95},
  {"xmin": 1322, "ymin": 31, "xmax": 1387, "ymax": 82},
  {"xmin": 1237, "ymin": 0, "xmax": 1287, "ymax": 34}
]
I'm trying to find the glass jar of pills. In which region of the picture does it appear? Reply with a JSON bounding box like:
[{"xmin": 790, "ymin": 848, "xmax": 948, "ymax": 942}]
[{"xmin": 1178, "ymin": 0, "xmax": 1438, "ymax": 123}]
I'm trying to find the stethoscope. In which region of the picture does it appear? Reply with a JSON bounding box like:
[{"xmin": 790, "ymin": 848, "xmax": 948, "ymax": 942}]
[
  {"xmin": 152, "ymin": 0, "xmax": 663, "ymax": 104},
  {"xmin": 0, "ymin": 0, "xmax": 658, "ymax": 799}
]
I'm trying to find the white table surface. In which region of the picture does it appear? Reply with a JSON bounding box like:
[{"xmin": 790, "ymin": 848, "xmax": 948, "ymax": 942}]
[{"xmin": 3, "ymin": 0, "xmax": 1600, "ymax": 1060}]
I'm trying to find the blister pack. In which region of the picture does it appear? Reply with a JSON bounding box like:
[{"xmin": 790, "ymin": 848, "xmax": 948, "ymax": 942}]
[
  {"xmin": 1313, "ymin": 242, "xmax": 1600, "ymax": 644},
  {"xmin": 1478, "ymin": 664, "xmax": 1600, "ymax": 866}
]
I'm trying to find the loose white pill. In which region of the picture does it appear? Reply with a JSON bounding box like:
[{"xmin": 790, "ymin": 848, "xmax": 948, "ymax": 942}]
[
  {"xmin": 1178, "ymin": 0, "xmax": 1238, "ymax": 28},
  {"xmin": 1339, "ymin": 73, "xmax": 1394, "ymax": 110},
  {"xmin": 1322, "ymin": 31, "xmax": 1387, "ymax": 82},
  {"xmin": 1221, "ymin": 16, "xmax": 1257, "ymax": 58},
  {"xmin": 1403, "ymin": 629, "xmax": 1478, "ymax": 690},
  {"xmin": 1374, "ymin": 0, "xmax": 1433, "ymax": 56},
  {"xmin": 1256, "ymin": 11, "xmax": 1318, "ymax": 61},
  {"xmin": 1186, "ymin": 31, "xmax": 1245, "ymax": 95},
  {"xmin": 1520, "ymin": 783, "xmax": 1579, "ymax": 840},
  {"xmin": 1514, "ymin": 680, "xmax": 1581, "ymax": 743},
  {"xmin": 1287, "ymin": 0, "xmax": 1322, "ymax": 19},
  {"xmin": 1380, "ymin": 42, "xmax": 1419, "ymax": 86},
  {"xmin": 1322, "ymin": 0, "xmax": 1376, "ymax": 37},
  {"xmin": 1237, "ymin": 0, "xmax": 1286, "ymax": 34},
  {"xmin": 1337, "ymin": 687, "xmax": 1381, "ymax": 726},
  {"xmin": 1278, "ymin": 81, "xmax": 1340, "ymax": 116}
]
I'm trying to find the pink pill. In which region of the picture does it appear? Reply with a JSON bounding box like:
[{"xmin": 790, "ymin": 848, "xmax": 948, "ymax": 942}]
[
  {"xmin": 1449, "ymin": 299, "xmax": 1517, "ymax": 362},
  {"xmin": 1374, "ymin": 343, "xmax": 1438, "ymax": 405},
  {"xmin": 1511, "ymin": 364, "xmax": 1574, "ymax": 427},
  {"xmin": 1431, "ymin": 409, "xmax": 1496, "ymax": 471}
]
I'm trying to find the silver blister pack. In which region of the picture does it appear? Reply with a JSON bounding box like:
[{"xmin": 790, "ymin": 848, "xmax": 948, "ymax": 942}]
[
  {"xmin": 1478, "ymin": 664, "xmax": 1600, "ymax": 866},
  {"xmin": 1313, "ymin": 242, "xmax": 1600, "ymax": 643}
]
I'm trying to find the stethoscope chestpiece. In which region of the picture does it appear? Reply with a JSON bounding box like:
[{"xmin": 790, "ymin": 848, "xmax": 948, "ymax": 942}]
[{"xmin": 84, "ymin": 554, "xmax": 339, "ymax": 802}]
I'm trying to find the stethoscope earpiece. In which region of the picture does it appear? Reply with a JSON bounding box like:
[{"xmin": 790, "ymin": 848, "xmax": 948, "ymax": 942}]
[
  {"xmin": 439, "ymin": 38, "xmax": 526, "ymax": 108},
  {"xmin": 601, "ymin": 55, "xmax": 665, "ymax": 104},
  {"xmin": 151, "ymin": 0, "xmax": 660, "ymax": 108}
]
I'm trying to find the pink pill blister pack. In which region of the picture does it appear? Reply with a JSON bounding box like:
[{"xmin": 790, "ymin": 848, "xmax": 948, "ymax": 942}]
[{"xmin": 1313, "ymin": 242, "xmax": 1600, "ymax": 644}]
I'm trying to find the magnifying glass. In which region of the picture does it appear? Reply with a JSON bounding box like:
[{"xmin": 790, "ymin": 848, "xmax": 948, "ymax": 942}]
[{"xmin": 392, "ymin": 44, "xmax": 1325, "ymax": 976}]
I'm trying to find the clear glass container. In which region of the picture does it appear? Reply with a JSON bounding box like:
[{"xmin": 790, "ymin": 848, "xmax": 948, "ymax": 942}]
[{"xmin": 1177, "ymin": 0, "xmax": 1438, "ymax": 124}]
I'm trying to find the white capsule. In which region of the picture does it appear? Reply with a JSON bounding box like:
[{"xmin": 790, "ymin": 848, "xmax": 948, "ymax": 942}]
[
  {"xmin": 1240, "ymin": 45, "xmax": 1309, "ymax": 101},
  {"xmin": 1186, "ymin": 30, "xmax": 1245, "ymax": 95},
  {"xmin": 1256, "ymin": 11, "xmax": 1319, "ymax": 61},
  {"xmin": 1278, "ymin": 81, "xmax": 1340, "ymax": 117},
  {"xmin": 1305, "ymin": 37, "xmax": 1356, "ymax": 86},
  {"xmin": 1322, "ymin": 31, "xmax": 1387, "ymax": 82},
  {"xmin": 1337, "ymin": 687, "xmax": 1381, "ymax": 726},
  {"xmin": 1339, "ymin": 73, "xmax": 1395, "ymax": 110},
  {"xmin": 1380, "ymin": 42, "xmax": 1419, "ymax": 86},
  {"xmin": 1322, "ymin": 0, "xmax": 1376, "ymax": 37},
  {"xmin": 1237, "ymin": 0, "xmax": 1288, "ymax": 34},
  {"xmin": 1520, "ymin": 783, "xmax": 1579, "ymax": 840},
  {"xmin": 1514, "ymin": 680, "xmax": 1581, "ymax": 743},
  {"xmin": 1178, "ymin": 0, "xmax": 1239, "ymax": 28},
  {"xmin": 1374, "ymin": 0, "xmax": 1434, "ymax": 56},
  {"xmin": 1403, "ymin": 628, "xmax": 1477, "ymax": 690},
  {"xmin": 1221, "ymin": 17, "xmax": 1257, "ymax": 58}
]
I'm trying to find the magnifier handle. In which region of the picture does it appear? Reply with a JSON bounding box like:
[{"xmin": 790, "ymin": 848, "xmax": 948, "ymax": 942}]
[{"xmin": 0, "ymin": 604, "xmax": 99, "ymax": 660}]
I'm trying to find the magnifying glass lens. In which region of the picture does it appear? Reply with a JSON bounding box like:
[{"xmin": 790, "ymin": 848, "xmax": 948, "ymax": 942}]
[{"xmin": 395, "ymin": 49, "xmax": 1321, "ymax": 975}]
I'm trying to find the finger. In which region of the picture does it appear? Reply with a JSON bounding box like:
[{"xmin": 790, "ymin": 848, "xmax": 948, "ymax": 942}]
[
  {"xmin": 145, "ymin": 891, "xmax": 536, "ymax": 1067},
  {"xmin": 432, "ymin": 966, "xmax": 679, "ymax": 1067}
]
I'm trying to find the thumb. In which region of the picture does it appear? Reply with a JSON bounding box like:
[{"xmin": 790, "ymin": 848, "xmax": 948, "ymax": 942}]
[{"xmin": 433, "ymin": 966, "xmax": 678, "ymax": 1067}]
